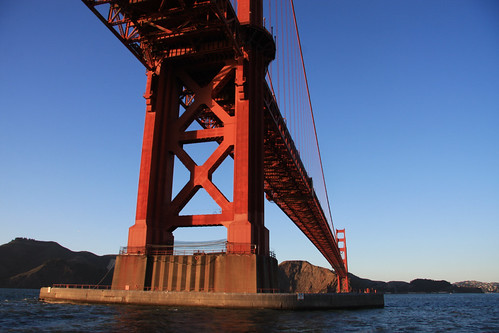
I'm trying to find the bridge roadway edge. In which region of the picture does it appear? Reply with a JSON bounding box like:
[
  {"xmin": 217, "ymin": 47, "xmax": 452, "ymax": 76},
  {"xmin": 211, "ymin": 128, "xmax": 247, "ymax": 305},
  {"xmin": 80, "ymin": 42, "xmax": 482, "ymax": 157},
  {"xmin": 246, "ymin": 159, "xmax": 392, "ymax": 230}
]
[{"xmin": 39, "ymin": 288, "xmax": 384, "ymax": 310}]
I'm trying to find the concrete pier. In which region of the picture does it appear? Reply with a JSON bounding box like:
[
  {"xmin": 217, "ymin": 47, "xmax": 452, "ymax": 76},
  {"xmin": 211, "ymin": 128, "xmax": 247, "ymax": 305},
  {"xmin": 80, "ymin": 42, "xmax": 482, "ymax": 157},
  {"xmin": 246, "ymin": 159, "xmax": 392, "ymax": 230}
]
[
  {"xmin": 39, "ymin": 287, "xmax": 384, "ymax": 310},
  {"xmin": 111, "ymin": 253, "xmax": 278, "ymax": 293}
]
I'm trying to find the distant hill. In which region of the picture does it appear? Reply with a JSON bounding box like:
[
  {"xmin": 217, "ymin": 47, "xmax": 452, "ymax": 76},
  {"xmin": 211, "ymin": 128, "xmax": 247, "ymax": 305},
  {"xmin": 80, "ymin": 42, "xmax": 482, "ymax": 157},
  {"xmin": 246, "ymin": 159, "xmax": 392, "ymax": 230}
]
[
  {"xmin": 0, "ymin": 238, "xmax": 493, "ymax": 292},
  {"xmin": 454, "ymin": 280, "xmax": 499, "ymax": 293},
  {"xmin": 0, "ymin": 238, "xmax": 115, "ymax": 289},
  {"xmin": 278, "ymin": 261, "xmax": 487, "ymax": 294},
  {"xmin": 278, "ymin": 260, "xmax": 337, "ymax": 293}
]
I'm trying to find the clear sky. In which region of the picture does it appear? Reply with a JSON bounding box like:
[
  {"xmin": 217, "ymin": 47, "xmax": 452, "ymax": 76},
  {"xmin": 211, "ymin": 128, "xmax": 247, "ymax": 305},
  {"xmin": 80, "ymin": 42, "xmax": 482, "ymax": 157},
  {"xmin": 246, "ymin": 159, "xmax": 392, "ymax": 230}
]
[{"xmin": 1, "ymin": 0, "xmax": 498, "ymax": 283}]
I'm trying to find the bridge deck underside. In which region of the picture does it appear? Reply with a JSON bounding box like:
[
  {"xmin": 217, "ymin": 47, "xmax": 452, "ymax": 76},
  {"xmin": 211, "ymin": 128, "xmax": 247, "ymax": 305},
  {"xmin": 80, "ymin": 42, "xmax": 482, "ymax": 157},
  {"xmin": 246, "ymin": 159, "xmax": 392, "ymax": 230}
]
[{"xmin": 263, "ymin": 84, "xmax": 346, "ymax": 277}]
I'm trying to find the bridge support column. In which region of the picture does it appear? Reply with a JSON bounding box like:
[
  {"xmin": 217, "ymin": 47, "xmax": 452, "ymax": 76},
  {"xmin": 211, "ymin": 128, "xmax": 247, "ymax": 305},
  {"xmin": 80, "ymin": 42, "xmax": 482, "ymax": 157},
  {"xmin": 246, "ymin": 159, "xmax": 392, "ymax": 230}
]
[
  {"xmin": 110, "ymin": 0, "xmax": 276, "ymax": 293},
  {"xmin": 230, "ymin": 52, "xmax": 268, "ymax": 256}
]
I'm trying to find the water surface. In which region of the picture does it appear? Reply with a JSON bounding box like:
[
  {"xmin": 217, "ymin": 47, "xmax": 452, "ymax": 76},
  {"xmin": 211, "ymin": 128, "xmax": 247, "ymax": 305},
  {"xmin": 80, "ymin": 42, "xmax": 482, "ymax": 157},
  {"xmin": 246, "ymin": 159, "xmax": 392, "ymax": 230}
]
[{"xmin": 1, "ymin": 289, "xmax": 498, "ymax": 332}]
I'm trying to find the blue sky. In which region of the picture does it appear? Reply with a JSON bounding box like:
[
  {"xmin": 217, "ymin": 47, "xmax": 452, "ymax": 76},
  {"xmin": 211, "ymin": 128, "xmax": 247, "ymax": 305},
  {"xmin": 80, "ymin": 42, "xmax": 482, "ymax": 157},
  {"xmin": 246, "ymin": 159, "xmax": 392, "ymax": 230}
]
[{"xmin": 1, "ymin": 0, "xmax": 498, "ymax": 283}]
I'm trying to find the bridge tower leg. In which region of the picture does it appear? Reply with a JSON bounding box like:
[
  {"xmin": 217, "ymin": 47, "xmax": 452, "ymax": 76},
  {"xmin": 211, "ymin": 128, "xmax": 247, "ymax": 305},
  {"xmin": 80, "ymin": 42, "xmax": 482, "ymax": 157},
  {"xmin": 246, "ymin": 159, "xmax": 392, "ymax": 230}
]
[{"xmin": 111, "ymin": 0, "xmax": 277, "ymax": 293}]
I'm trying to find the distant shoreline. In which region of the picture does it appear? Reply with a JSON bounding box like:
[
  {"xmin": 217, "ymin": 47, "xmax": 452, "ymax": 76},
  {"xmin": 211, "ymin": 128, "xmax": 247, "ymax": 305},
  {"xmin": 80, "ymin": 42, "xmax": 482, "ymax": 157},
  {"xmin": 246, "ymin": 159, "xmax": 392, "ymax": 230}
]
[{"xmin": 1, "ymin": 238, "xmax": 497, "ymax": 293}]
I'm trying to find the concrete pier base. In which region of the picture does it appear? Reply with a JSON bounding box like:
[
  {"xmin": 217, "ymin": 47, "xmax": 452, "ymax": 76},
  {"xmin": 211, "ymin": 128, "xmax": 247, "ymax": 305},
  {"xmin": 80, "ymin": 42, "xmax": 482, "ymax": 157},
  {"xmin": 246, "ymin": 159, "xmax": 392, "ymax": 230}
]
[
  {"xmin": 111, "ymin": 253, "xmax": 279, "ymax": 293},
  {"xmin": 39, "ymin": 287, "xmax": 384, "ymax": 310}
]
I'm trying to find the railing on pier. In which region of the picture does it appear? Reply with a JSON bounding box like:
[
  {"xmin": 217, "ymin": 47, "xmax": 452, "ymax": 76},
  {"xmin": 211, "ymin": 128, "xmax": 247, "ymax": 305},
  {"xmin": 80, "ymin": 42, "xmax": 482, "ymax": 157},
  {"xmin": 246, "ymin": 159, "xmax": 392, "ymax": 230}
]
[
  {"xmin": 119, "ymin": 240, "xmax": 275, "ymax": 258},
  {"xmin": 51, "ymin": 284, "xmax": 281, "ymax": 294},
  {"xmin": 52, "ymin": 284, "xmax": 111, "ymax": 289}
]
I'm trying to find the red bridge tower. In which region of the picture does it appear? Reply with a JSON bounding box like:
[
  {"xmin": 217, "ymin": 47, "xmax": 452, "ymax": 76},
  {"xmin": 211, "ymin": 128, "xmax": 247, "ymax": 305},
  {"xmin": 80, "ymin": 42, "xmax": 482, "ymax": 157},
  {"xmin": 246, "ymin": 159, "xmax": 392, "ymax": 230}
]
[{"xmin": 84, "ymin": 0, "xmax": 278, "ymax": 292}]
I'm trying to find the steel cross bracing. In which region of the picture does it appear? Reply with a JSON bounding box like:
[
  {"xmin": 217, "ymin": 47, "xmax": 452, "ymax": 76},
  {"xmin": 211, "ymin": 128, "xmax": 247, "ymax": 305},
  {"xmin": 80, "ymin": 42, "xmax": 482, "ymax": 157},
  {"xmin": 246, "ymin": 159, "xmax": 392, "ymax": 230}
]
[
  {"xmin": 82, "ymin": 0, "xmax": 242, "ymax": 70},
  {"xmin": 82, "ymin": 0, "xmax": 347, "ymax": 280}
]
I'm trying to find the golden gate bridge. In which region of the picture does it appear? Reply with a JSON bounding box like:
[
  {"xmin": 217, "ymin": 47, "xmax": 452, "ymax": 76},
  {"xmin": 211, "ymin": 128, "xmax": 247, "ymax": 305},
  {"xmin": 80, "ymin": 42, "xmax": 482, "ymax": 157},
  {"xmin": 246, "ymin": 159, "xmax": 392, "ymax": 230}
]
[{"xmin": 82, "ymin": 0, "xmax": 349, "ymax": 293}]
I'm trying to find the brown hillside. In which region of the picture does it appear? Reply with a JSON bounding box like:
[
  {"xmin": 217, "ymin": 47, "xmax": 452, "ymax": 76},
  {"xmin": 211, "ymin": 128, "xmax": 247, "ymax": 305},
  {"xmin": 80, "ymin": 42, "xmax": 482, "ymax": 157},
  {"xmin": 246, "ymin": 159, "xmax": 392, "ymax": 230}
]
[{"xmin": 278, "ymin": 260, "xmax": 337, "ymax": 293}]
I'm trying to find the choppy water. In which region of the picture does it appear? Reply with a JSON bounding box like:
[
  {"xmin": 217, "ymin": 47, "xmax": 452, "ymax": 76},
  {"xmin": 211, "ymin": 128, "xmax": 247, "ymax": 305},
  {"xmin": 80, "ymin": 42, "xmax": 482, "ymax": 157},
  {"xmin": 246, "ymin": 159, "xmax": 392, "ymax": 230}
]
[{"xmin": 1, "ymin": 289, "xmax": 498, "ymax": 332}]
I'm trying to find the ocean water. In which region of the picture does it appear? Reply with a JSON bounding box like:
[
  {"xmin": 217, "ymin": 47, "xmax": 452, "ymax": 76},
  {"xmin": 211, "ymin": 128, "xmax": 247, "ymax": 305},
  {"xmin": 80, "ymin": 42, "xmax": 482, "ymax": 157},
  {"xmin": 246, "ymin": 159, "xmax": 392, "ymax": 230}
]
[{"xmin": 1, "ymin": 289, "xmax": 498, "ymax": 332}]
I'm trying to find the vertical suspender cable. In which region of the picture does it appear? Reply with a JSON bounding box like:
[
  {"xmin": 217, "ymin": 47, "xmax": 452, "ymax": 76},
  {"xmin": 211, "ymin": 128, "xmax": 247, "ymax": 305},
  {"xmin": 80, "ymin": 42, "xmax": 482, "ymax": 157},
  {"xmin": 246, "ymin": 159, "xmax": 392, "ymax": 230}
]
[
  {"xmin": 288, "ymin": 0, "xmax": 294, "ymax": 141},
  {"xmin": 290, "ymin": 0, "xmax": 335, "ymax": 236},
  {"xmin": 278, "ymin": 0, "xmax": 283, "ymax": 120}
]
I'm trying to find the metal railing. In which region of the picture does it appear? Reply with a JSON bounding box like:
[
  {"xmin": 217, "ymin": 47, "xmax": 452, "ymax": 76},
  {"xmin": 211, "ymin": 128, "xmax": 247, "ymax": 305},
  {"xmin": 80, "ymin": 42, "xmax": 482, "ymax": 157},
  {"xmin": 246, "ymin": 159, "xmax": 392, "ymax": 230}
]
[
  {"xmin": 119, "ymin": 241, "xmax": 259, "ymax": 256},
  {"xmin": 52, "ymin": 284, "xmax": 111, "ymax": 289}
]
